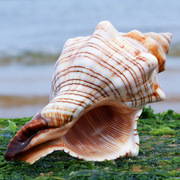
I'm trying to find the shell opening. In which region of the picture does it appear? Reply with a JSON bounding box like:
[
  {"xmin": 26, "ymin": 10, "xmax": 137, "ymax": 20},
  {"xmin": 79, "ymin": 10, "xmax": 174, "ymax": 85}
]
[{"xmin": 63, "ymin": 103, "xmax": 141, "ymax": 161}]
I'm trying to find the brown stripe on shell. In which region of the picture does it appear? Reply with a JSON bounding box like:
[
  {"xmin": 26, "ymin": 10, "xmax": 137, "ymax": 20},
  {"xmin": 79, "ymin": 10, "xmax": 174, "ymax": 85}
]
[
  {"xmin": 58, "ymin": 91, "xmax": 97, "ymax": 103},
  {"xmin": 55, "ymin": 65, "xmax": 121, "ymax": 99},
  {"xmin": 51, "ymin": 97, "xmax": 88, "ymax": 107},
  {"xmin": 146, "ymin": 33, "xmax": 167, "ymax": 53},
  {"xmin": 56, "ymin": 69, "xmax": 118, "ymax": 98},
  {"xmin": 113, "ymin": 38, "xmax": 153, "ymax": 105},
  {"xmin": 91, "ymin": 33, "xmax": 135, "ymax": 101},
  {"xmin": 110, "ymin": 40, "xmax": 145, "ymax": 106},
  {"xmin": 160, "ymin": 33, "xmax": 171, "ymax": 45},
  {"xmin": 58, "ymin": 89, "xmax": 101, "ymax": 102},
  {"xmin": 57, "ymin": 79, "xmax": 109, "ymax": 97}
]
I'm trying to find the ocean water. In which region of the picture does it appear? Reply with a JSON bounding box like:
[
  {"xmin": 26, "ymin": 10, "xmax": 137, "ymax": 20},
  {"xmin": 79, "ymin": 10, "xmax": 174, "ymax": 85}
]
[
  {"xmin": 0, "ymin": 0, "xmax": 180, "ymax": 118},
  {"xmin": 1, "ymin": 0, "xmax": 180, "ymax": 55}
]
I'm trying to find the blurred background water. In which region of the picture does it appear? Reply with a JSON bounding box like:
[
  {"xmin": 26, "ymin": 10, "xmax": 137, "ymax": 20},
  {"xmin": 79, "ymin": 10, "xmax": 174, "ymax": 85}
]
[{"xmin": 0, "ymin": 0, "xmax": 180, "ymax": 118}]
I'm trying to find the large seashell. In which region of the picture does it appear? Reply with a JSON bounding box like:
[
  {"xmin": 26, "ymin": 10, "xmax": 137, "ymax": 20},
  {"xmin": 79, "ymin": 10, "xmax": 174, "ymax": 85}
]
[{"xmin": 4, "ymin": 21, "xmax": 172, "ymax": 164}]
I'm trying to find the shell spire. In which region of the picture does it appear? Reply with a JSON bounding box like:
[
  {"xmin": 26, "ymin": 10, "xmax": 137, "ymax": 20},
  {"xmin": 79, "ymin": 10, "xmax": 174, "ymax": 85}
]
[
  {"xmin": 124, "ymin": 30, "xmax": 172, "ymax": 72},
  {"xmin": 5, "ymin": 21, "xmax": 172, "ymax": 164}
]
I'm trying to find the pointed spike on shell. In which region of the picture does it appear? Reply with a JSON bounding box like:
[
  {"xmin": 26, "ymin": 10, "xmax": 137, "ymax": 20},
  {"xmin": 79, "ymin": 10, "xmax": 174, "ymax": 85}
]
[{"xmin": 96, "ymin": 20, "xmax": 115, "ymax": 30}]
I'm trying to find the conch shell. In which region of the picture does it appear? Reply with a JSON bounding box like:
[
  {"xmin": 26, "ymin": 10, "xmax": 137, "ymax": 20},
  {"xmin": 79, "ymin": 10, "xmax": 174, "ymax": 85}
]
[{"xmin": 5, "ymin": 21, "xmax": 172, "ymax": 164}]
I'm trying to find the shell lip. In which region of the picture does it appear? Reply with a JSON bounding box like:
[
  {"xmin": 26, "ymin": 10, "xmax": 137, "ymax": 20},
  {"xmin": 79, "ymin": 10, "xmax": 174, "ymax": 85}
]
[
  {"xmin": 4, "ymin": 136, "xmax": 34, "ymax": 161},
  {"xmin": 4, "ymin": 113, "xmax": 48, "ymax": 161}
]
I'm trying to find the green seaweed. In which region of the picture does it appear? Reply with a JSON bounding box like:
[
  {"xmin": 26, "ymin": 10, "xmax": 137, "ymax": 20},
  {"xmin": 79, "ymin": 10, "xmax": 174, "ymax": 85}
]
[
  {"xmin": 149, "ymin": 127, "xmax": 175, "ymax": 136},
  {"xmin": 0, "ymin": 106, "xmax": 179, "ymax": 179}
]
